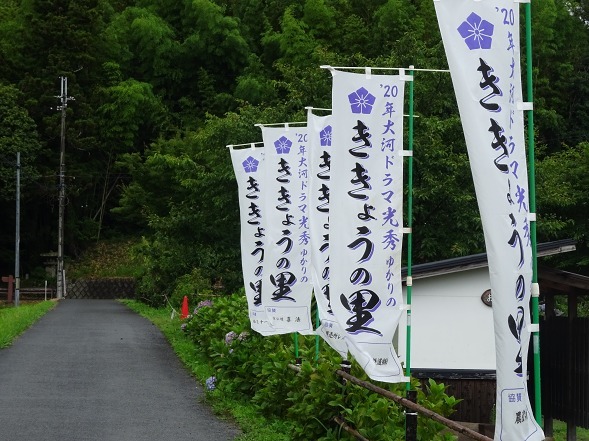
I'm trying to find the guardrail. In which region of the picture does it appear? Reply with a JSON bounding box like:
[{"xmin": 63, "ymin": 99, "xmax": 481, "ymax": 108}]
[{"xmin": 0, "ymin": 287, "xmax": 56, "ymax": 301}]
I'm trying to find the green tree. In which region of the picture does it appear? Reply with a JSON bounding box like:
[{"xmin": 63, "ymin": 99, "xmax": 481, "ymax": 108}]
[
  {"xmin": 102, "ymin": 7, "xmax": 180, "ymax": 90},
  {"xmin": 536, "ymin": 142, "xmax": 589, "ymax": 273},
  {"xmin": 177, "ymin": 0, "xmax": 250, "ymax": 89},
  {"xmin": 0, "ymin": 84, "xmax": 41, "ymax": 199},
  {"xmin": 0, "ymin": 0, "xmax": 26, "ymax": 83},
  {"xmin": 531, "ymin": 0, "xmax": 589, "ymax": 151},
  {"xmin": 115, "ymin": 104, "xmax": 290, "ymax": 300},
  {"xmin": 0, "ymin": 84, "xmax": 43, "ymax": 273}
]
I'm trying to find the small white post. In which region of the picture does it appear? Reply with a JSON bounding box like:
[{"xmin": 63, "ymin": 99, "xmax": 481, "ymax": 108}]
[{"xmin": 62, "ymin": 270, "xmax": 66, "ymax": 298}]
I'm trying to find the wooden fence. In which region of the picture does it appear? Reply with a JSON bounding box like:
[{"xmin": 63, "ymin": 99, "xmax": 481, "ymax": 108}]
[{"xmin": 541, "ymin": 317, "xmax": 589, "ymax": 430}]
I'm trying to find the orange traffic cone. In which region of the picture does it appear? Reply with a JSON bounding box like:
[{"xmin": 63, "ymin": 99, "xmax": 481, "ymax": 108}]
[{"xmin": 181, "ymin": 295, "xmax": 189, "ymax": 319}]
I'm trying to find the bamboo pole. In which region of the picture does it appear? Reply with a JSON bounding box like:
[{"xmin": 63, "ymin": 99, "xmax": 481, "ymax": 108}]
[
  {"xmin": 294, "ymin": 333, "xmax": 299, "ymax": 360},
  {"xmin": 333, "ymin": 416, "xmax": 371, "ymax": 441},
  {"xmin": 315, "ymin": 302, "xmax": 320, "ymax": 365},
  {"xmin": 525, "ymin": 1, "xmax": 543, "ymax": 426},
  {"xmin": 405, "ymin": 65, "xmax": 417, "ymax": 441},
  {"xmin": 405, "ymin": 66, "xmax": 415, "ymax": 389}
]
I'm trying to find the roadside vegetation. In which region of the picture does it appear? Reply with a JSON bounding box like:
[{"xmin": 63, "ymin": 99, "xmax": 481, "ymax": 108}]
[
  {"xmin": 122, "ymin": 294, "xmax": 589, "ymax": 441},
  {"xmin": 122, "ymin": 299, "xmax": 293, "ymax": 441},
  {"xmin": 122, "ymin": 296, "xmax": 459, "ymax": 441},
  {"xmin": 0, "ymin": 301, "xmax": 56, "ymax": 348},
  {"xmin": 67, "ymin": 239, "xmax": 141, "ymax": 279},
  {"xmin": 552, "ymin": 420, "xmax": 589, "ymax": 441}
]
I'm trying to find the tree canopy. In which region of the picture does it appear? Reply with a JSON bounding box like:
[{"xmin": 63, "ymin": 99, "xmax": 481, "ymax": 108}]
[{"xmin": 0, "ymin": 0, "xmax": 587, "ymax": 299}]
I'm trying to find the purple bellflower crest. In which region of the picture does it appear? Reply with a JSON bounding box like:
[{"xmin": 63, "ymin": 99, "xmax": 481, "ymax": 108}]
[
  {"xmin": 320, "ymin": 125, "xmax": 332, "ymax": 146},
  {"xmin": 274, "ymin": 136, "xmax": 292, "ymax": 154},
  {"xmin": 242, "ymin": 156, "xmax": 259, "ymax": 173},
  {"xmin": 348, "ymin": 87, "xmax": 376, "ymax": 114},
  {"xmin": 458, "ymin": 12, "xmax": 494, "ymax": 50}
]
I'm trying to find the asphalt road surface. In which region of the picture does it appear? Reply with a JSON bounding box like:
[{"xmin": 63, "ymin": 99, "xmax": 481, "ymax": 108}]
[{"xmin": 0, "ymin": 300, "xmax": 241, "ymax": 441}]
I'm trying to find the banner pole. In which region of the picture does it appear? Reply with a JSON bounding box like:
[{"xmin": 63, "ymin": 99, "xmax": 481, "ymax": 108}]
[
  {"xmin": 525, "ymin": 2, "xmax": 542, "ymax": 426},
  {"xmin": 404, "ymin": 65, "xmax": 417, "ymax": 441},
  {"xmin": 294, "ymin": 333, "xmax": 299, "ymax": 360},
  {"xmin": 315, "ymin": 302, "xmax": 320, "ymax": 365},
  {"xmin": 405, "ymin": 66, "xmax": 415, "ymax": 391}
]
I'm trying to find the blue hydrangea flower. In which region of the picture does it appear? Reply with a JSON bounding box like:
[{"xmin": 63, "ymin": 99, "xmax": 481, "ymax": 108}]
[
  {"xmin": 348, "ymin": 87, "xmax": 376, "ymax": 114},
  {"xmin": 320, "ymin": 125, "xmax": 332, "ymax": 147},
  {"xmin": 205, "ymin": 376, "xmax": 216, "ymax": 391},
  {"xmin": 457, "ymin": 12, "xmax": 494, "ymax": 50},
  {"xmin": 274, "ymin": 136, "xmax": 292, "ymax": 154},
  {"xmin": 194, "ymin": 299, "xmax": 213, "ymax": 315},
  {"xmin": 242, "ymin": 156, "xmax": 259, "ymax": 173},
  {"xmin": 225, "ymin": 331, "xmax": 238, "ymax": 346}
]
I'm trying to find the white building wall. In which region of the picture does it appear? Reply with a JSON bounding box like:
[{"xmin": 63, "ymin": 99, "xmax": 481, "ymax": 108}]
[{"xmin": 397, "ymin": 267, "xmax": 496, "ymax": 371}]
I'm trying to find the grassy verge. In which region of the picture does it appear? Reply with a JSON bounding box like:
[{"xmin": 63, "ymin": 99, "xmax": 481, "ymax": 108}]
[
  {"xmin": 553, "ymin": 419, "xmax": 589, "ymax": 440},
  {"xmin": 0, "ymin": 301, "xmax": 57, "ymax": 348},
  {"xmin": 120, "ymin": 299, "xmax": 293, "ymax": 441}
]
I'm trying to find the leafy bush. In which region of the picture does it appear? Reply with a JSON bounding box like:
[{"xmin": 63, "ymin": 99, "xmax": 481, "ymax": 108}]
[
  {"xmin": 182, "ymin": 292, "xmax": 459, "ymax": 441},
  {"xmin": 169, "ymin": 268, "xmax": 215, "ymax": 308},
  {"xmin": 68, "ymin": 239, "xmax": 142, "ymax": 279}
]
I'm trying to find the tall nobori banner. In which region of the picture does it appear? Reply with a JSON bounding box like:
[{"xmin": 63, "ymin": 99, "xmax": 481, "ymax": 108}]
[
  {"xmin": 434, "ymin": 1, "xmax": 544, "ymax": 439},
  {"xmin": 307, "ymin": 110, "xmax": 348, "ymax": 358},
  {"xmin": 259, "ymin": 124, "xmax": 314, "ymax": 335},
  {"xmin": 229, "ymin": 146, "xmax": 275, "ymax": 336},
  {"xmin": 329, "ymin": 69, "xmax": 408, "ymax": 383}
]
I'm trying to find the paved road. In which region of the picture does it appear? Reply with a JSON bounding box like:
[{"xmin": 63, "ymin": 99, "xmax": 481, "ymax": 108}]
[{"xmin": 0, "ymin": 300, "xmax": 241, "ymax": 441}]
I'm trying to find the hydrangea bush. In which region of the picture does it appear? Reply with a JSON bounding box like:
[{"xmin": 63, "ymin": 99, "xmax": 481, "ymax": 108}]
[{"xmin": 182, "ymin": 293, "xmax": 458, "ymax": 441}]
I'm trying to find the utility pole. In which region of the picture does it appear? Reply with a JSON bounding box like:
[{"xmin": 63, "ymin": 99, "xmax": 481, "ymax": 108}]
[
  {"xmin": 15, "ymin": 152, "xmax": 20, "ymax": 307},
  {"xmin": 56, "ymin": 77, "xmax": 74, "ymax": 299}
]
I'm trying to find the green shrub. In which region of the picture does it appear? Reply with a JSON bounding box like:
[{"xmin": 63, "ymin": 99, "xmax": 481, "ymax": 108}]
[
  {"xmin": 68, "ymin": 239, "xmax": 142, "ymax": 279},
  {"xmin": 182, "ymin": 292, "xmax": 459, "ymax": 441},
  {"xmin": 169, "ymin": 268, "xmax": 214, "ymax": 308}
]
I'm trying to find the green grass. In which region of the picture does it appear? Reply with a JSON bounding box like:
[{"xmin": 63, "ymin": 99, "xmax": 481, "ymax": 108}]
[
  {"xmin": 552, "ymin": 419, "xmax": 589, "ymax": 441},
  {"xmin": 120, "ymin": 300, "xmax": 293, "ymax": 441},
  {"xmin": 0, "ymin": 301, "xmax": 57, "ymax": 348}
]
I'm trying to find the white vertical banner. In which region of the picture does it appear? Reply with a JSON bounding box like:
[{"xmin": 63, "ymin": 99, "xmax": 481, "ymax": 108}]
[
  {"xmin": 434, "ymin": 1, "xmax": 544, "ymax": 439},
  {"xmin": 329, "ymin": 69, "xmax": 408, "ymax": 383},
  {"xmin": 307, "ymin": 110, "xmax": 349, "ymax": 358},
  {"xmin": 229, "ymin": 146, "xmax": 275, "ymax": 335},
  {"xmin": 259, "ymin": 124, "xmax": 314, "ymax": 335}
]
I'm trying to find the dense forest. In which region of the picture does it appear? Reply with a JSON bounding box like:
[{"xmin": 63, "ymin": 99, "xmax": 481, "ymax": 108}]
[{"xmin": 0, "ymin": 0, "xmax": 587, "ymax": 301}]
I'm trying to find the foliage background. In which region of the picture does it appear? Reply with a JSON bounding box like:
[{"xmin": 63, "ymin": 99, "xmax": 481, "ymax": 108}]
[{"xmin": 0, "ymin": 0, "xmax": 587, "ymax": 303}]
